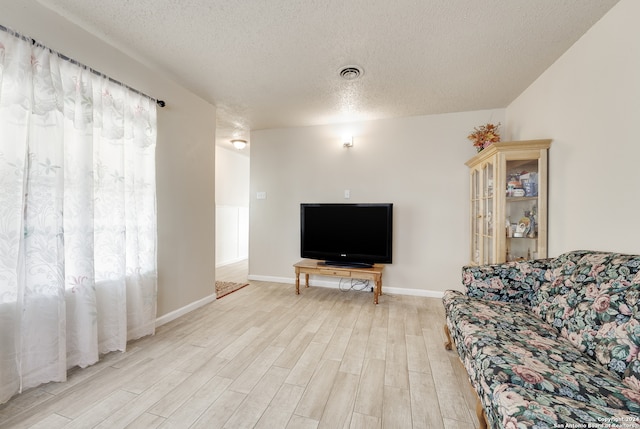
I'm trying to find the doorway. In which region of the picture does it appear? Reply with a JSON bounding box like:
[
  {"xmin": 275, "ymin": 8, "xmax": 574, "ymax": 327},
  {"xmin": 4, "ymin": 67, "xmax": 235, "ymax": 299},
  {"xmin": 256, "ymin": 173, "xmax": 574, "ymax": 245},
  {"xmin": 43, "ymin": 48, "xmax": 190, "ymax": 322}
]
[{"xmin": 215, "ymin": 144, "xmax": 250, "ymax": 283}]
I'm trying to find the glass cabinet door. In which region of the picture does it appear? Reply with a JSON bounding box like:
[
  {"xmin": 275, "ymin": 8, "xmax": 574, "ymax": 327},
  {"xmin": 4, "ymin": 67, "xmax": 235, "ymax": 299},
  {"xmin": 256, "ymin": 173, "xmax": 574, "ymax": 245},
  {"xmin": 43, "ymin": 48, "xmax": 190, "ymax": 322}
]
[
  {"xmin": 504, "ymin": 158, "xmax": 543, "ymax": 261},
  {"xmin": 482, "ymin": 161, "xmax": 494, "ymax": 264},
  {"xmin": 469, "ymin": 161, "xmax": 496, "ymax": 265},
  {"xmin": 470, "ymin": 168, "xmax": 481, "ymax": 264}
]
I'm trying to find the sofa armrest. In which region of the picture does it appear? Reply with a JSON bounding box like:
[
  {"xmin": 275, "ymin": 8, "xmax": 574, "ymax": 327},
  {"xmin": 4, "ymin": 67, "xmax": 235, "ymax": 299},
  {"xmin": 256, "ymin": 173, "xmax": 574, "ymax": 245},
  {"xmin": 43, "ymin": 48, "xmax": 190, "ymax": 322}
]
[{"xmin": 462, "ymin": 259, "xmax": 551, "ymax": 305}]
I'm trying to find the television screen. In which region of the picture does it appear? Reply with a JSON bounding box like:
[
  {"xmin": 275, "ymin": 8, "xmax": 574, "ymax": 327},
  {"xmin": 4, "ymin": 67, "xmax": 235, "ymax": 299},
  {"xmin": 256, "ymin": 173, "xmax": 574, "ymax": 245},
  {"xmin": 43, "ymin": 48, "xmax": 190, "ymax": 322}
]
[{"xmin": 300, "ymin": 203, "xmax": 393, "ymax": 267}]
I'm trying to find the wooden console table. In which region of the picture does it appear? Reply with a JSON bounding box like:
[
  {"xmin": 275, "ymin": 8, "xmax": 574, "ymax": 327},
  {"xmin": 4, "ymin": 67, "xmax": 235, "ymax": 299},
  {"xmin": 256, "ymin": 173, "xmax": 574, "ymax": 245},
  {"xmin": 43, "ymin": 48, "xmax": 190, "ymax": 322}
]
[{"xmin": 293, "ymin": 259, "xmax": 385, "ymax": 304}]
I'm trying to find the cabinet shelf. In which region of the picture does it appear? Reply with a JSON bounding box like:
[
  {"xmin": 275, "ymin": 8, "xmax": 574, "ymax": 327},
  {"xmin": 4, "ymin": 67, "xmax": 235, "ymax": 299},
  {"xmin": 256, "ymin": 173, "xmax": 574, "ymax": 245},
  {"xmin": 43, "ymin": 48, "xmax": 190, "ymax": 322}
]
[{"xmin": 466, "ymin": 139, "xmax": 551, "ymax": 265}]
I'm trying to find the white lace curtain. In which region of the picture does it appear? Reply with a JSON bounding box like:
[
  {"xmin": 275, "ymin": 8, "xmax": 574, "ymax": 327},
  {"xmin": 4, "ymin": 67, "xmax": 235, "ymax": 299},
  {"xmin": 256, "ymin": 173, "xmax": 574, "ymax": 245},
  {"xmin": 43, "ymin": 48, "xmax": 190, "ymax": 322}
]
[{"xmin": 0, "ymin": 29, "xmax": 157, "ymax": 404}]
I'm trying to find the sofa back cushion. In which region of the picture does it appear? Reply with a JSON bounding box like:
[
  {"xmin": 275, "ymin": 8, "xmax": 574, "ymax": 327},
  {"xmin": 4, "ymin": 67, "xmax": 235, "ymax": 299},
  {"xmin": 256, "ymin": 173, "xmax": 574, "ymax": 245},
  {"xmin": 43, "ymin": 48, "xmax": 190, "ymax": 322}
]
[
  {"xmin": 530, "ymin": 250, "xmax": 603, "ymax": 323},
  {"xmin": 462, "ymin": 259, "xmax": 549, "ymax": 305},
  {"xmin": 531, "ymin": 251, "xmax": 640, "ymax": 391}
]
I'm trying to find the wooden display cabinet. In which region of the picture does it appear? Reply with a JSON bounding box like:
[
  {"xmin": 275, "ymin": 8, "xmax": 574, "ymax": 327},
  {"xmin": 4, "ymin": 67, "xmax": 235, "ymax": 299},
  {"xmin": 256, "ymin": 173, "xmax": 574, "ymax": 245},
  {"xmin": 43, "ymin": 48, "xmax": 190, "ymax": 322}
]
[{"xmin": 466, "ymin": 139, "xmax": 552, "ymax": 265}]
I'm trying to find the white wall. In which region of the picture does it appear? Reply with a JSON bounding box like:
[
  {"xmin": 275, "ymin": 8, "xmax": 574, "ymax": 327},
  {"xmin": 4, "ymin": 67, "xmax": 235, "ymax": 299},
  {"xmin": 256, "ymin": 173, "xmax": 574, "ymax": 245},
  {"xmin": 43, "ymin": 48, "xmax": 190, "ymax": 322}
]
[
  {"xmin": 216, "ymin": 147, "xmax": 250, "ymax": 207},
  {"xmin": 3, "ymin": 1, "xmax": 218, "ymax": 319},
  {"xmin": 506, "ymin": 0, "xmax": 640, "ymax": 256},
  {"xmin": 249, "ymin": 110, "xmax": 504, "ymax": 295},
  {"xmin": 215, "ymin": 146, "xmax": 250, "ymax": 266}
]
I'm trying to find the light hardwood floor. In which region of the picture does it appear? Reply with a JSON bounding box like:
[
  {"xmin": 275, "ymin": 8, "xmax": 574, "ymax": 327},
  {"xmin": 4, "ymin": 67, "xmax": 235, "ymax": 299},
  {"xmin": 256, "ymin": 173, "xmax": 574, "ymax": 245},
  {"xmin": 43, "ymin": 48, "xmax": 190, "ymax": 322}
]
[
  {"xmin": 216, "ymin": 259, "xmax": 249, "ymax": 284},
  {"xmin": 0, "ymin": 271, "xmax": 478, "ymax": 429}
]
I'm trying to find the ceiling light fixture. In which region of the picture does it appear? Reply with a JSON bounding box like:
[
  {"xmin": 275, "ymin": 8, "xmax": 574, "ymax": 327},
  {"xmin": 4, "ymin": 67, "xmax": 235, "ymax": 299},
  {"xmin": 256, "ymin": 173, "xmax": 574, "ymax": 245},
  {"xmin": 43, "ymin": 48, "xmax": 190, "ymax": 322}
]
[
  {"xmin": 338, "ymin": 65, "xmax": 364, "ymax": 81},
  {"xmin": 231, "ymin": 139, "xmax": 247, "ymax": 150}
]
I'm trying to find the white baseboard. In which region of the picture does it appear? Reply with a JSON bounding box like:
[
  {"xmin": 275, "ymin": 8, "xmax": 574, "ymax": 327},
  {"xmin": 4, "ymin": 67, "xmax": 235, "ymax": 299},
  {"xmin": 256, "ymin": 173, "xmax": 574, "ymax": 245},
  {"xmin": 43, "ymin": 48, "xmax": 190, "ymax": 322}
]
[
  {"xmin": 247, "ymin": 274, "xmax": 444, "ymax": 299},
  {"xmin": 216, "ymin": 257, "xmax": 248, "ymax": 268},
  {"xmin": 386, "ymin": 287, "xmax": 444, "ymax": 299},
  {"xmin": 247, "ymin": 274, "xmax": 294, "ymax": 284},
  {"xmin": 155, "ymin": 293, "xmax": 217, "ymax": 328}
]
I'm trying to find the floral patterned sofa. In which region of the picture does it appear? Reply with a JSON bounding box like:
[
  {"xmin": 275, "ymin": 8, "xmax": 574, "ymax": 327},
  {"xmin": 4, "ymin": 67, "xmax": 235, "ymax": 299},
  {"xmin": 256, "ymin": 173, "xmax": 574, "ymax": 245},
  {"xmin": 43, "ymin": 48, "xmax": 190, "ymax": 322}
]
[{"xmin": 443, "ymin": 250, "xmax": 640, "ymax": 429}]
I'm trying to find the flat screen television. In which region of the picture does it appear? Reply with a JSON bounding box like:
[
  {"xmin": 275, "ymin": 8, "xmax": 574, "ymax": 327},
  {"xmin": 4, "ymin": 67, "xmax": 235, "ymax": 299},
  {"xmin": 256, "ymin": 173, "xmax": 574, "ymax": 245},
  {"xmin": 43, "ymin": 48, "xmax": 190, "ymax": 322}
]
[{"xmin": 300, "ymin": 203, "xmax": 393, "ymax": 267}]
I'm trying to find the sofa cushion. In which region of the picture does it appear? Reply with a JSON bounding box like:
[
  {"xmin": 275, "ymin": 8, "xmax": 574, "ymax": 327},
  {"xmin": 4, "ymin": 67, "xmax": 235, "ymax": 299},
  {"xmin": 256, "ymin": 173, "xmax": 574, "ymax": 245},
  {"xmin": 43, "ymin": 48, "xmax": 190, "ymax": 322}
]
[
  {"xmin": 597, "ymin": 318, "xmax": 640, "ymax": 396},
  {"xmin": 530, "ymin": 251, "xmax": 640, "ymax": 387},
  {"xmin": 461, "ymin": 259, "xmax": 549, "ymax": 305},
  {"xmin": 491, "ymin": 383, "xmax": 640, "ymax": 429},
  {"xmin": 530, "ymin": 250, "xmax": 610, "ymax": 323},
  {"xmin": 444, "ymin": 290, "xmax": 558, "ymax": 343},
  {"xmin": 465, "ymin": 327, "xmax": 640, "ymax": 414}
]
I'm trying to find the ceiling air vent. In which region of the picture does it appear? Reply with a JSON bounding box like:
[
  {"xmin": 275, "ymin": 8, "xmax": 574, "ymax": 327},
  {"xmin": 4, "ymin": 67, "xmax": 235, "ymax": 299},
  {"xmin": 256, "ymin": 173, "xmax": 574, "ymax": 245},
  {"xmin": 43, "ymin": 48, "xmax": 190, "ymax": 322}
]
[{"xmin": 339, "ymin": 65, "xmax": 363, "ymax": 80}]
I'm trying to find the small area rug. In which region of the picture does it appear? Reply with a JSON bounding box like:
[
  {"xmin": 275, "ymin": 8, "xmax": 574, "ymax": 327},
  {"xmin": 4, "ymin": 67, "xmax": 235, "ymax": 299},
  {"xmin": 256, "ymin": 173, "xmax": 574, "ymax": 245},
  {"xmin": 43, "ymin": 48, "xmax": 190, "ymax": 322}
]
[{"xmin": 215, "ymin": 281, "xmax": 249, "ymax": 299}]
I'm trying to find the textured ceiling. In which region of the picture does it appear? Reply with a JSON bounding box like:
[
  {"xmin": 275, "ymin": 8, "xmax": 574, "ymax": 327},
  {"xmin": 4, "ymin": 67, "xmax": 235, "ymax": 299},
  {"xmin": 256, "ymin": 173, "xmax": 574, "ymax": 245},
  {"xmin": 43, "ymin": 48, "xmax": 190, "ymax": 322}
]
[{"xmin": 38, "ymin": 0, "xmax": 619, "ymax": 149}]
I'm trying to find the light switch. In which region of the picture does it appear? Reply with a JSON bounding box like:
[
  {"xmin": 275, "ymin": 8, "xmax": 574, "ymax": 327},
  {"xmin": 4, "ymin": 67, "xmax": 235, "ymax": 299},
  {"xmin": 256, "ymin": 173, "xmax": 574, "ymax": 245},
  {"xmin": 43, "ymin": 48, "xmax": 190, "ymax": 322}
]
[
  {"xmin": 344, "ymin": 189, "xmax": 350, "ymax": 199},
  {"xmin": 257, "ymin": 191, "xmax": 267, "ymax": 200}
]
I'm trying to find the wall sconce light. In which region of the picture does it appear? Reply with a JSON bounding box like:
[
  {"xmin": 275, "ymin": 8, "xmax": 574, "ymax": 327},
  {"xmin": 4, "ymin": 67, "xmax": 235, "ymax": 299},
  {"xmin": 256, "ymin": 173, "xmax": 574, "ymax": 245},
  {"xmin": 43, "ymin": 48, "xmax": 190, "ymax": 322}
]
[
  {"xmin": 342, "ymin": 135, "xmax": 353, "ymax": 148},
  {"xmin": 231, "ymin": 139, "xmax": 247, "ymax": 150}
]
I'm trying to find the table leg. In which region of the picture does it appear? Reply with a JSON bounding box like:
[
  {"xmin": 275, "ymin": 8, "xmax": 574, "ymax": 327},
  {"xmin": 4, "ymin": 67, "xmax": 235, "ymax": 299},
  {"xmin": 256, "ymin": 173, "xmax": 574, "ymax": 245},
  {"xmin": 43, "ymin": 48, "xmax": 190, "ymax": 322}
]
[
  {"xmin": 295, "ymin": 272, "xmax": 300, "ymax": 295},
  {"xmin": 374, "ymin": 277, "xmax": 382, "ymax": 304},
  {"xmin": 305, "ymin": 273, "xmax": 310, "ymax": 288}
]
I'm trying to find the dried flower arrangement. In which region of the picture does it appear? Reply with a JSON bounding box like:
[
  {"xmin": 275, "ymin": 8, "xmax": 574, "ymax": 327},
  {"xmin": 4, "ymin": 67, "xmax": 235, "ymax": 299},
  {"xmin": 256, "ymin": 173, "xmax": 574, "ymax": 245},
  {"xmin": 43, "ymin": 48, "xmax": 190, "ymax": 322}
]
[{"xmin": 468, "ymin": 122, "xmax": 501, "ymax": 152}]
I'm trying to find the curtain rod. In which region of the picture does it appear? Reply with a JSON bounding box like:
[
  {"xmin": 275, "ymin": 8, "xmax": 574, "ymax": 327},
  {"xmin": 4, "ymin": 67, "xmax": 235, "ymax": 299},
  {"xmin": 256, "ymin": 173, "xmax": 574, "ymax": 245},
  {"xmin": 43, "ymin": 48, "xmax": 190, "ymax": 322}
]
[{"xmin": 0, "ymin": 24, "xmax": 166, "ymax": 108}]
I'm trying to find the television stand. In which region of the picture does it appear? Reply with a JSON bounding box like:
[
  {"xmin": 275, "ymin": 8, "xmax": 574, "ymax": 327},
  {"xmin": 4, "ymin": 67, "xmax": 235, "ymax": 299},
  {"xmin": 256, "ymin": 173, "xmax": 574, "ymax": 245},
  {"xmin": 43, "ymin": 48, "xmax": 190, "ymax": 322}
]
[{"xmin": 293, "ymin": 259, "xmax": 384, "ymax": 304}]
